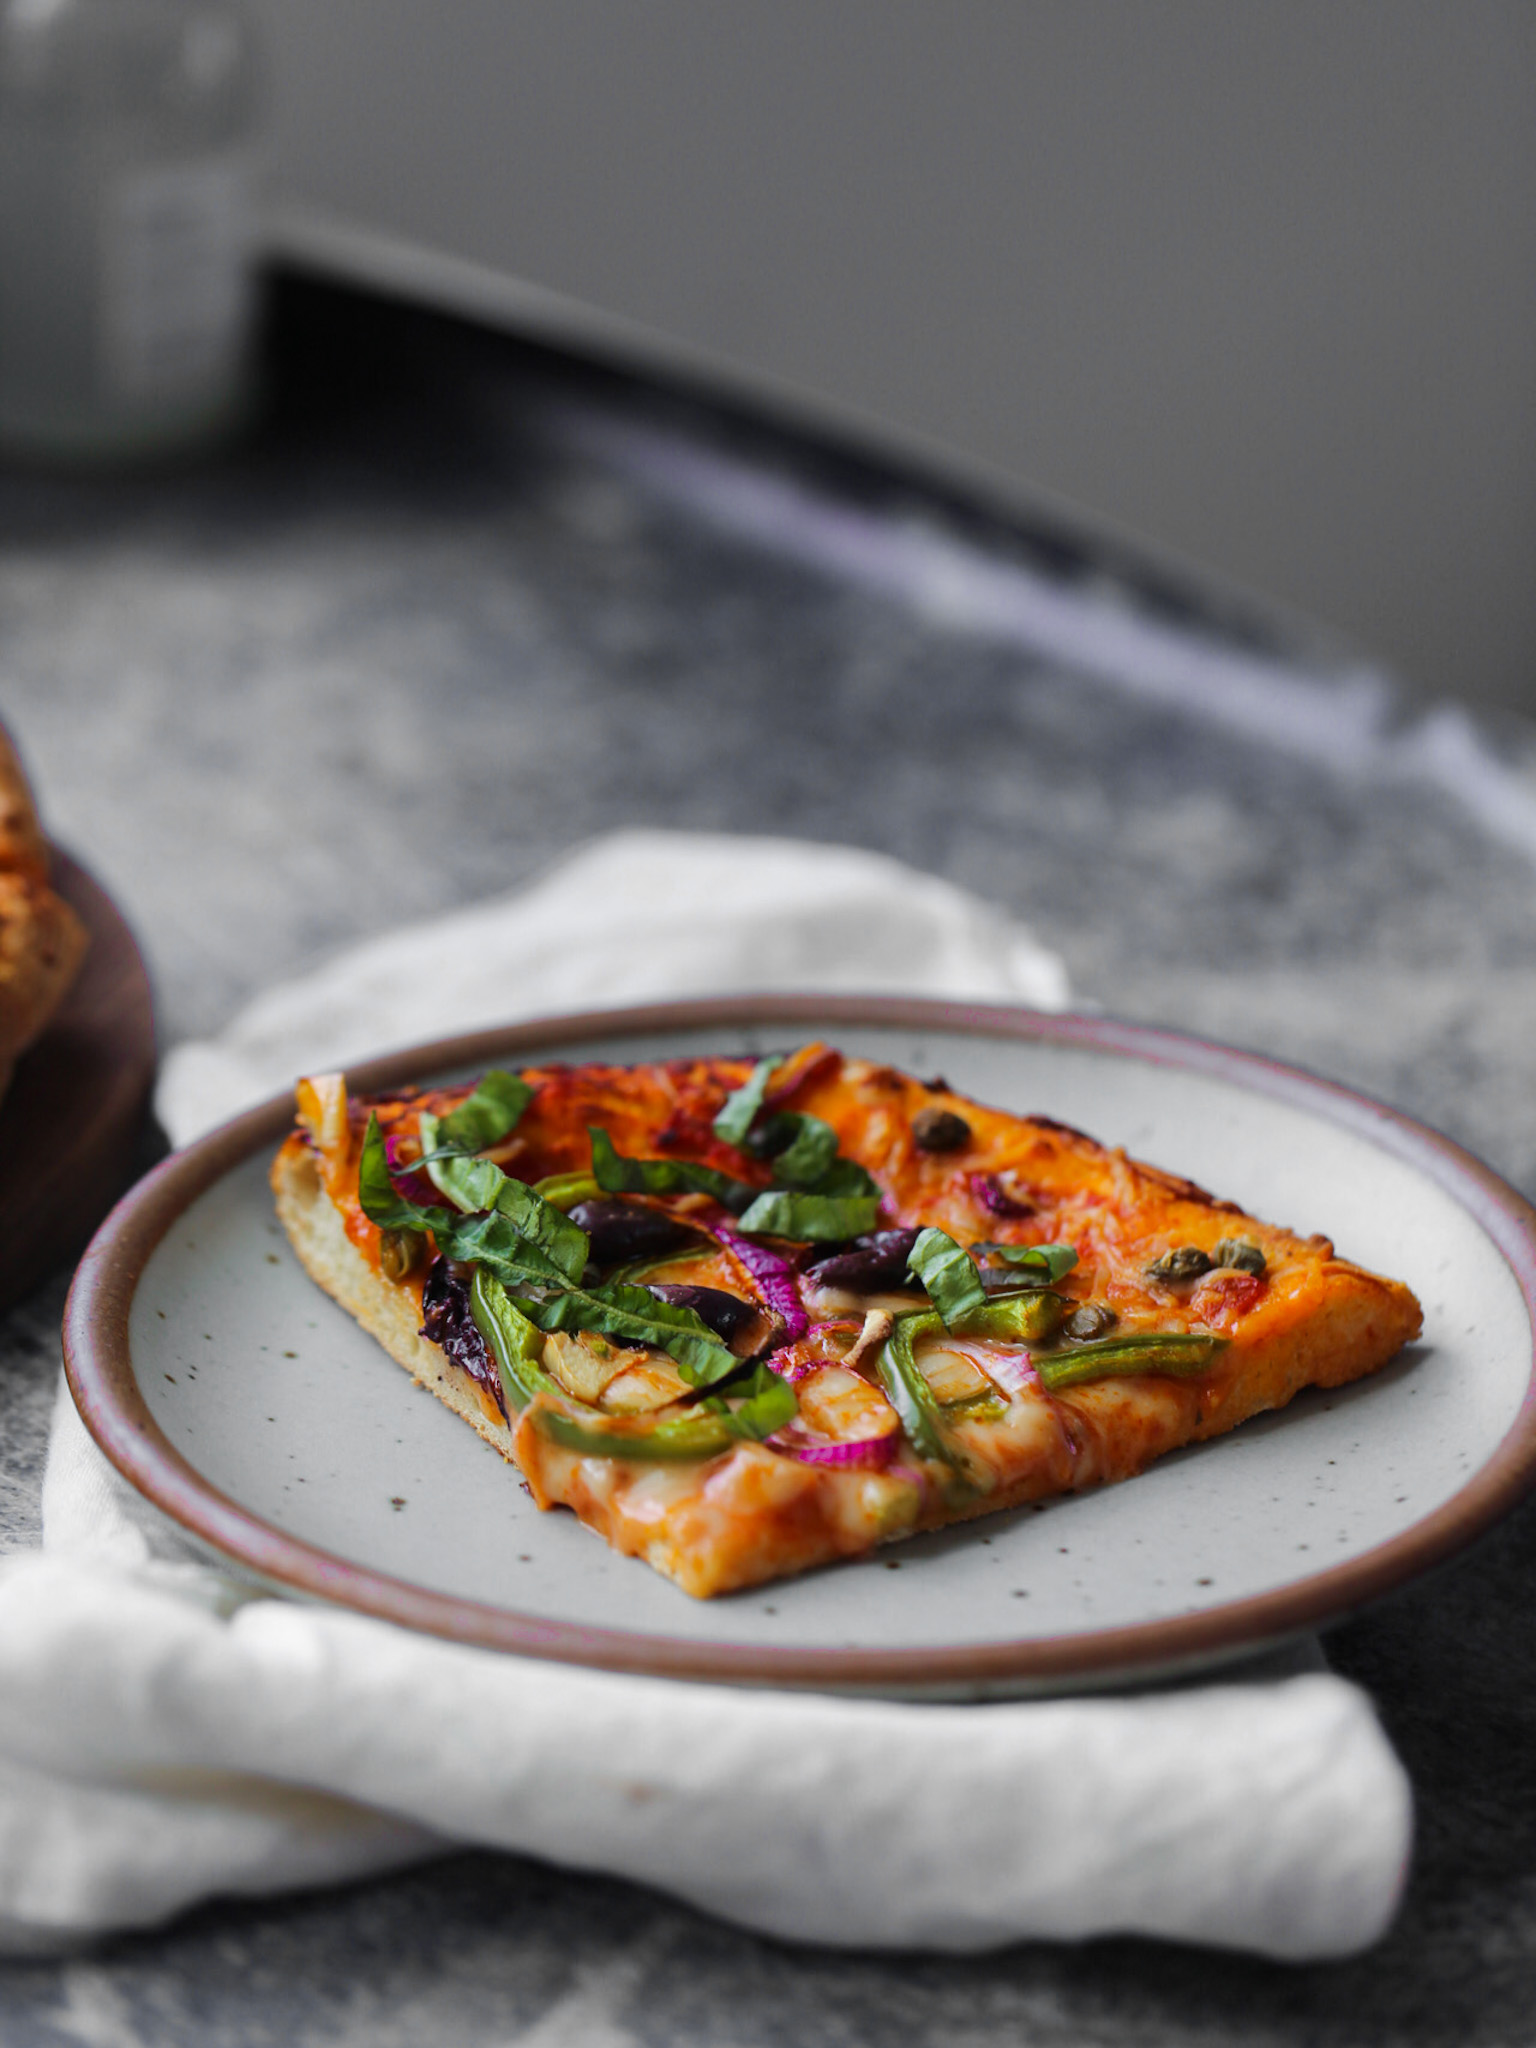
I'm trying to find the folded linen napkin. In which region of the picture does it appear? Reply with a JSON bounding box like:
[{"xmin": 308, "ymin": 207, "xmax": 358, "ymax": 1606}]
[{"xmin": 0, "ymin": 831, "xmax": 1412, "ymax": 1958}]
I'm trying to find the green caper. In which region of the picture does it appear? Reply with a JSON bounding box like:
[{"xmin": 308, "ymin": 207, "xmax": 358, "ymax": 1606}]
[
  {"xmin": 379, "ymin": 1227, "xmax": 426, "ymax": 1282},
  {"xmin": 1146, "ymin": 1245, "xmax": 1213, "ymax": 1286},
  {"xmin": 1063, "ymin": 1303, "xmax": 1118, "ymax": 1341},
  {"xmin": 1213, "ymin": 1237, "xmax": 1267, "ymax": 1278}
]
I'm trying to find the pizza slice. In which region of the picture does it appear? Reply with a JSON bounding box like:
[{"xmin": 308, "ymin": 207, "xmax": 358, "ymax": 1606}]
[{"xmin": 272, "ymin": 1042, "xmax": 1422, "ymax": 1597}]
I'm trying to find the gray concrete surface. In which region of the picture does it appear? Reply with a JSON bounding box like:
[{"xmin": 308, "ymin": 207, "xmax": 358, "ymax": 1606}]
[
  {"xmin": 249, "ymin": 0, "xmax": 1536, "ymax": 714},
  {"xmin": 1, "ymin": 273, "xmax": 1534, "ymax": 2041}
]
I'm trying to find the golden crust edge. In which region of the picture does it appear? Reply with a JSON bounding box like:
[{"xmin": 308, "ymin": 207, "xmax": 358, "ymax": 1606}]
[{"xmin": 271, "ymin": 1143, "xmax": 521, "ymax": 1469}]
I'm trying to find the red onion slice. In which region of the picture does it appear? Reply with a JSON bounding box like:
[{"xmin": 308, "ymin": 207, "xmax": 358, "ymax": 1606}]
[
  {"xmin": 385, "ymin": 1132, "xmax": 438, "ymax": 1209},
  {"xmin": 769, "ymin": 1428, "xmax": 899, "ymax": 1470},
  {"xmin": 711, "ymin": 1219, "xmax": 809, "ymax": 1348},
  {"xmin": 984, "ymin": 1347, "xmax": 1038, "ymax": 1396}
]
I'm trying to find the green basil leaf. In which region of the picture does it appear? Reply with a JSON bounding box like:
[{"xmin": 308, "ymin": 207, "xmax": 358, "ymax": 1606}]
[
  {"xmin": 437, "ymin": 1070, "xmax": 534, "ymax": 1152},
  {"xmin": 766, "ymin": 1113, "xmax": 840, "ymax": 1189},
  {"xmin": 421, "ymin": 1113, "xmax": 588, "ymax": 1282},
  {"xmin": 514, "ymin": 1277, "xmax": 740, "ymax": 1388},
  {"xmin": 713, "ymin": 1055, "xmax": 783, "ymax": 1148},
  {"xmin": 971, "ymin": 1241, "xmax": 1079, "ymax": 1284},
  {"xmin": 357, "ymin": 1115, "xmax": 451, "ymax": 1235},
  {"xmin": 735, "ymin": 1189, "xmax": 882, "ymax": 1240},
  {"xmin": 587, "ymin": 1125, "xmax": 757, "ymax": 1212},
  {"xmin": 803, "ymin": 1153, "xmax": 880, "ymax": 1200},
  {"xmin": 701, "ymin": 1361, "xmax": 798, "ymax": 1440},
  {"xmin": 438, "ymin": 1209, "xmax": 578, "ymax": 1292},
  {"xmin": 907, "ymin": 1226, "xmax": 988, "ymax": 1329}
]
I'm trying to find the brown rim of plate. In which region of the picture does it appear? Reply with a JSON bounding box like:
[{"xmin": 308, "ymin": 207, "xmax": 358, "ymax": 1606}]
[{"xmin": 63, "ymin": 993, "xmax": 1536, "ymax": 1693}]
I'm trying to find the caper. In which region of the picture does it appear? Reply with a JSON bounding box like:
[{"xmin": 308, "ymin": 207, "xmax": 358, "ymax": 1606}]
[
  {"xmin": 1146, "ymin": 1245, "xmax": 1213, "ymax": 1285},
  {"xmin": 379, "ymin": 1227, "xmax": 426, "ymax": 1282},
  {"xmin": 1213, "ymin": 1237, "xmax": 1267, "ymax": 1278},
  {"xmin": 911, "ymin": 1106, "xmax": 972, "ymax": 1153},
  {"xmin": 1064, "ymin": 1303, "xmax": 1118, "ymax": 1341}
]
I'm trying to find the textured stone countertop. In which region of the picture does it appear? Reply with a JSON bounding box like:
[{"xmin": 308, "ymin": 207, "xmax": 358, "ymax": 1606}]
[{"xmin": 3, "ymin": 272, "xmax": 1536, "ymax": 2043}]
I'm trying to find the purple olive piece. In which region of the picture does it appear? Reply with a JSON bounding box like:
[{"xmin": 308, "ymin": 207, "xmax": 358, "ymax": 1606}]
[
  {"xmin": 911, "ymin": 1105, "xmax": 971, "ymax": 1152},
  {"xmin": 645, "ymin": 1283, "xmax": 760, "ymax": 1343},
  {"xmin": 806, "ymin": 1227, "xmax": 923, "ymax": 1293},
  {"xmin": 419, "ymin": 1259, "xmax": 505, "ymax": 1416},
  {"xmin": 568, "ymin": 1199, "xmax": 701, "ymax": 1267}
]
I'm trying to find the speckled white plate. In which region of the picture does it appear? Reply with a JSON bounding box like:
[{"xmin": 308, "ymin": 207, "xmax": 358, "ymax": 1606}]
[{"xmin": 64, "ymin": 997, "xmax": 1536, "ymax": 1696}]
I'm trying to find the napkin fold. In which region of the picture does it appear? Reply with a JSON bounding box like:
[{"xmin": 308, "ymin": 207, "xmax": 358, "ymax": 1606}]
[{"xmin": 0, "ymin": 831, "xmax": 1412, "ymax": 1958}]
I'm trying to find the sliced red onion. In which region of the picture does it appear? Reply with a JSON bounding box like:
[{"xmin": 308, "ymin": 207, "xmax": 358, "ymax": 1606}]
[
  {"xmin": 385, "ymin": 1132, "xmax": 438, "ymax": 1209},
  {"xmin": 984, "ymin": 1348, "xmax": 1039, "ymax": 1396},
  {"xmin": 970, "ymin": 1172, "xmax": 1036, "ymax": 1219},
  {"xmin": 769, "ymin": 1428, "xmax": 898, "ymax": 1470},
  {"xmin": 712, "ymin": 1220, "xmax": 808, "ymax": 1347}
]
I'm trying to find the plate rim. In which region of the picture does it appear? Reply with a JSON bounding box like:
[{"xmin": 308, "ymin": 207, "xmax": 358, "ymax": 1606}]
[{"xmin": 63, "ymin": 993, "xmax": 1536, "ymax": 1692}]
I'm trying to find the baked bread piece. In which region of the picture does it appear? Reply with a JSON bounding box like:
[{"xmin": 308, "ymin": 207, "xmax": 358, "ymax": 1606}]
[
  {"xmin": 273, "ymin": 1045, "xmax": 1423, "ymax": 1597},
  {"xmin": 0, "ymin": 724, "xmax": 88, "ymax": 1085}
]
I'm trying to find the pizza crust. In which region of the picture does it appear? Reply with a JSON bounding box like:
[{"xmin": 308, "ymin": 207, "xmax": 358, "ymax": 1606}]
[{"xmin": 272, "ymin": 1142, "xmax": 521, "ymax": 1465}]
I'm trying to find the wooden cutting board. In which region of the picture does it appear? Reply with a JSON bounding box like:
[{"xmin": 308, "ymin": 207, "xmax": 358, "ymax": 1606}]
[{"xmin": 0, "ymin": 849, "xmax": 157, "ymax": 1312}]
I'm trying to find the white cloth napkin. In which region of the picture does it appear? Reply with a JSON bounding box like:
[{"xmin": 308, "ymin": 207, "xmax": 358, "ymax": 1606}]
[{"xmin": 0, "ymin": 831, "xmax": 1412, "ymax": 1959}]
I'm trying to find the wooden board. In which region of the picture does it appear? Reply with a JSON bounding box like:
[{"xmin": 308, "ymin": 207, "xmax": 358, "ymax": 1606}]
[{"xmin": 0, "ymin": 849, "xmax": 156, "ymax": 1311}]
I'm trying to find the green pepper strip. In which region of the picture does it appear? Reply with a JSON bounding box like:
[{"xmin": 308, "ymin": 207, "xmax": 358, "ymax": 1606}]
[
  {"xmin": 470, "ymin": 1267, "xmax": 563, "ymax": 1410},
  {"xmin": 533, "ymin": 1171, "xmax": 602, "ymax": 1211},
  {"xmin": 953, "ymin": 1290, "xmax": 1066, "ymax": 1346},
  {"xmin": 472, "ymin": 1269, "xmax": 797, "ymax": 1463},
  {"xmin": 1035, "ymin": 1331, "xmax": 1228, "ymax": 1392},
  {"xmin": 875, "ymin": 1312, "xmax": 993, "ymax": 1494}
]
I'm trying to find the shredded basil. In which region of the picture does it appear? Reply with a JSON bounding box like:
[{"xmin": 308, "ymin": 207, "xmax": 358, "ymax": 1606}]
[
  {"xmin": 765, "ymin": 1113, "xmax": 841, "ymax": 1188},
  {"xmin": 420, "ymin": 1112, "xmax": 588, "ymax": 1283},
  {"xmin": 700, "ymin": 1359, "xmax": 799, "ymax": 1439},
  {"xmin": 437, "ymin": 1070, "xmax": 534, "ymax": 1152},
  {"xmin": 587, "ymin": 1125, "xmax": 757, "ymax": 1212},
  {"xmin": 712, "ymin": 1055, "xmax": 782, "ymax": 1148},
  {"xmin": 970, "ymin": 1241, "xmax": 1079, "ymax": 1284},
  {"xmin": 358, "ymin": 1116, "xmax": 452, "ymax": 1235},
  {"xmin": 735, "ymin": 1188, "xmax": 881, "ymax": 1240},
  {"xmin": 906, "ymin": 1227, "xmax": 989, "ymax": 1329},
  {"xmin": 513, "ymin": 1276, "xmax": 740, "ymax": 1388}
]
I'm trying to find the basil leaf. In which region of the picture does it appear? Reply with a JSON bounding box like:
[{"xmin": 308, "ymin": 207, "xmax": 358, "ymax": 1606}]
[
  {"xmin": 588, "ymin": 1125, "xmax": 757, "ymax": 1212},
  {"xmin": 438, "ymin": 1070, "xmax": 534, "ymax": 1152},
  {"xmin": 438, "ymin": 1209, "xmax": 578, "ymax": 1292},
  {"xmin": 735, "ymin": 1189, "xmax": 881, "ymax": 1240},
  {"xmin": 357, "ymin": 1116, "xmax": 451, "ymax": 1234},
  {"xmin": 513, "ymin": 1277, "xmax": 740, "ymax": 1388},
  {"xmin": 421, "ymin": 1113, "xmax": 588, "ymax": 1282},
  {"xmin": 766, "ymin": 1113, "xmax": 840, "ymax": 1189},
  {"xmin": 971, "ymin": 1241, "xmax": 1079, "ymax": 1284},
  {"xmin": 702, "ymin": 1361, "xmax": 798, "ymax": 1440},
  {"xmin": 907, "ymin": 1227, "xmax": 989, "ymax": 1329},
  {"xmin": 713, "ymin": 1055, "xmax": 782, "ymax": 1148},
  {"xmin": 800, "ymin": 1153, "xmax": 880, "ymax": 1200}
]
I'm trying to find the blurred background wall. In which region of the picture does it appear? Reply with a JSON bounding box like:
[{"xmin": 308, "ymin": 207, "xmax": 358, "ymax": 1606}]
[{"xmin": 249, "ymin": 0, "xmax": 1536, "ymax": 711}]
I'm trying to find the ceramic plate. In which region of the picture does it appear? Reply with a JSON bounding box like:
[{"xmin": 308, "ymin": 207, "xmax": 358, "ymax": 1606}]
[{"xmin": 64, "ymin": 997, "xmax": 1536, "ymax": 1696}]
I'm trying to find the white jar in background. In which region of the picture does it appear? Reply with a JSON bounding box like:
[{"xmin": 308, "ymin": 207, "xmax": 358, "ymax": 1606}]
[{"xmin": 0, "ymin": 0, "xmax": 258, "ymax": 462}]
